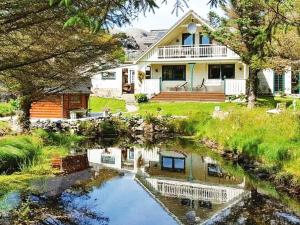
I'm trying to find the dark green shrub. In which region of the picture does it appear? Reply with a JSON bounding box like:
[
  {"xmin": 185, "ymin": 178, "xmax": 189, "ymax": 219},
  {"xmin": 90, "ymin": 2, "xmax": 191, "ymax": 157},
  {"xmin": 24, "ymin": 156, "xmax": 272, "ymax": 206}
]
[{"xmin": 135, "ymin": 94, "xmax": 148, "ymax": 103}]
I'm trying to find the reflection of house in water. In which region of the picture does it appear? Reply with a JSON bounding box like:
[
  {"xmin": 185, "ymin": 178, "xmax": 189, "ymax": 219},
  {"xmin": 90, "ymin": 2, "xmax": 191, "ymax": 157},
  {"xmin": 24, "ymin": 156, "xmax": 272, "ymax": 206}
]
[
  {"xmin": 87, "ymin": 146, "xmax": 160, "ymax": 173},
  {"xmin": 87, "ymin": 146, "xmax": 247, "ymax": 224}
]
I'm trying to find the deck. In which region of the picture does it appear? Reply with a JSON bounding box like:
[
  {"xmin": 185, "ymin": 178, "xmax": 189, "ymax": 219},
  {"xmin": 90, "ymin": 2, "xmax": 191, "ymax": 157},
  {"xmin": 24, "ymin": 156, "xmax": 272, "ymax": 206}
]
[{"xmin": 151, "ymin": 92, "xmax": 226, "ymax": 102}]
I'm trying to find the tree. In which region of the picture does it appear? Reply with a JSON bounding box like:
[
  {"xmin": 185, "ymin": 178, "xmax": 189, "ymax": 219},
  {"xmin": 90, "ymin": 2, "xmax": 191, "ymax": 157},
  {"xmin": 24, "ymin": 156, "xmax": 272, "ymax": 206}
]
[
  {"xmin": 0, "ymin": 0, "xmax": 126, "ymax": 132},
  {"xmin": 207, "ymin": 0, "xmax": 300, "ymax": 108}
]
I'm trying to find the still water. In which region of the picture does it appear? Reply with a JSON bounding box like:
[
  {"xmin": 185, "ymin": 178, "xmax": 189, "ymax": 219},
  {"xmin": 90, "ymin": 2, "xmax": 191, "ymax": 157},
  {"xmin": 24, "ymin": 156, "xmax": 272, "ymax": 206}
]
[{"xmin": 1, "ymin": 138, "xmax": 300, "ymax": 225}]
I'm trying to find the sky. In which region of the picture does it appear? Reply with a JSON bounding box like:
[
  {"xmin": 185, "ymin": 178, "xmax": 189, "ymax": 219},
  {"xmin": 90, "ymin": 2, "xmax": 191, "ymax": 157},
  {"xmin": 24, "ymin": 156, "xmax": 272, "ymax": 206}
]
[{"xmin": 123, "ymin": 0, "xmax": 221, "ymax": 31}]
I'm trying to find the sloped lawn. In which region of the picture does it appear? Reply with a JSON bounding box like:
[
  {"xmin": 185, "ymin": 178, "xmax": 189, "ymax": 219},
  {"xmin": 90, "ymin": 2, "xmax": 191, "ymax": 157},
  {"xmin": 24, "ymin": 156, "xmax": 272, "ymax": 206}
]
[{"xmin": 89, "ymin": 97, "xmax": 126, "ymax": 113}]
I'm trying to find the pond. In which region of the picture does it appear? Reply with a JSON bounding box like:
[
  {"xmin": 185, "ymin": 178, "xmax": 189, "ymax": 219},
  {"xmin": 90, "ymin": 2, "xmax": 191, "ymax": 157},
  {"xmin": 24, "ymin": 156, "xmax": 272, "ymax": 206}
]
[{"xmin": 1, "ymin": 138, "xmax": 300, "ymax": 225}]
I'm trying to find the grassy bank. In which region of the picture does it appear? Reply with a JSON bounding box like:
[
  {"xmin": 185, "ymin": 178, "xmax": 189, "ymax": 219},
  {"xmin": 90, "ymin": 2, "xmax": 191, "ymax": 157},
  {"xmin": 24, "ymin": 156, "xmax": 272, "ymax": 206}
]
[
  {"xmin": 0, "ymin": 130, "xmax": 84, "ymax": 197},
  {"xmin": 136, "ymin": 97, "xmax": 300, "ymax": 184},
  {"xmin": 89, "ymin": 97, "xmax": 126, "ymax": 113}
]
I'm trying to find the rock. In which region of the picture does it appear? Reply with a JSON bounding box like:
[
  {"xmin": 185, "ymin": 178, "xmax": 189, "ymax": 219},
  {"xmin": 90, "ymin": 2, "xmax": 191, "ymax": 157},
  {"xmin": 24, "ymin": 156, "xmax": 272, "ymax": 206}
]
[
  {"xmin": 237, "ymin": 216, "xmax": 247, "ymax": 225},
  {"xmin": 275, "ymin": 212, "xmax": 300, "ymax": 224},
  {"xmin": 186, "ymin": 210, "xmax": 197, "ymax": 223}
]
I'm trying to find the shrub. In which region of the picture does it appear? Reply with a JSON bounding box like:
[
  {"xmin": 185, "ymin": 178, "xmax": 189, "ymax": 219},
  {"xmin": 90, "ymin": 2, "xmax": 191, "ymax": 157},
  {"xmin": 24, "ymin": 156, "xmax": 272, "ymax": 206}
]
[{"xmin": 135, "ymin": 94, "xmax": 148, "ymax": 103}]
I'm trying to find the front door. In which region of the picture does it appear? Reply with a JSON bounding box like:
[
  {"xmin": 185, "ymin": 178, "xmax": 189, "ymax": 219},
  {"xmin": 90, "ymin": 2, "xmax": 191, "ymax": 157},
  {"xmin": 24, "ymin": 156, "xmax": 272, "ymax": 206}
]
[{"xmin": 274, "ymin": 73, "xmax": 284, "ymax": 94}]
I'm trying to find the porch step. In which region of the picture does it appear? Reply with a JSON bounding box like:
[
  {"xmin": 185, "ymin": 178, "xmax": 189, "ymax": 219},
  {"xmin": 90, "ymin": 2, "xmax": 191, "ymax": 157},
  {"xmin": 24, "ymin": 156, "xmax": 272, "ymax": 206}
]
[{"xmin": 151, "ymin": 92, "xmax": 226, "ymax": 102}]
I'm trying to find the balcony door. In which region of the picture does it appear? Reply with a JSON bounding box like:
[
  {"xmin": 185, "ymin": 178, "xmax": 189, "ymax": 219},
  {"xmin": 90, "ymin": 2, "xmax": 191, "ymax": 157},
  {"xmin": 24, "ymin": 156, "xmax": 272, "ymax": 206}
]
[{"xmin": 182, "ymin": 33, "xmax": 195, "ymax": 46}]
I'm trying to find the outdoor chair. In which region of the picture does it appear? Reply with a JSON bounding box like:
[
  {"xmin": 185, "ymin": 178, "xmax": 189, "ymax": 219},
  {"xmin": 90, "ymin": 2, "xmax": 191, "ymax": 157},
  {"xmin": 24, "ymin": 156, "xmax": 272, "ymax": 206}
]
[
  {"xmin": 266, "ymin": 103, "xmax": 286, "ymax": 114},
  {"xmin": 194, "ymin": 78, "xmax": 207, "ymax": 91},
  {"xmin": 169, "ymin": 82, "xmax": 188, "ymax": 91}
]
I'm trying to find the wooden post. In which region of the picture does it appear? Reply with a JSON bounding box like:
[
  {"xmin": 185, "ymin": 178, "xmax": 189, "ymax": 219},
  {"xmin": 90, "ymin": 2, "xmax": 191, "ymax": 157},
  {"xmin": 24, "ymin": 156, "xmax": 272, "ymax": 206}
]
[{"xmin": 188, "ymin": 63, "xmax": 196, "ymax": 91}]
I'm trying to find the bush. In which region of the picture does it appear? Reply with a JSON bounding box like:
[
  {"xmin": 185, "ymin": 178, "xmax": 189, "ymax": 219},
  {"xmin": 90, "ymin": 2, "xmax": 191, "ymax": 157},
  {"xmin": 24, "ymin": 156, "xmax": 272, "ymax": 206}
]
[
  {"xmin": 0, "ymin": 102, "xmax": 14, "ymax": 117},
  {"xmin": 135, "ymin": 94, "xmax": 148, "ymax": 103}
]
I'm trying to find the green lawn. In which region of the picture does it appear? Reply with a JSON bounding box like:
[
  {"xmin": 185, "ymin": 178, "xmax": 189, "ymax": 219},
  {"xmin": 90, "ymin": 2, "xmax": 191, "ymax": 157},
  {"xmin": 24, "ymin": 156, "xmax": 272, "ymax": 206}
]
[
  {"xmin": 138, "ymin": 101, "xmax": 240, "ymax": 116},
  {"xmin": 89, "ymin": 97, "xmax": 126, "ymax": 113}
]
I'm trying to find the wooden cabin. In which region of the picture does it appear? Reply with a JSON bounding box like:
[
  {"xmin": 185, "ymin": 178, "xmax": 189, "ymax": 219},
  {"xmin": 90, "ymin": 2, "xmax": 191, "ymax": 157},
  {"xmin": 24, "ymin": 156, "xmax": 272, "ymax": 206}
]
[{"xmin": 30, "ymin": 83, "xmax": 91, "ymax": 119}]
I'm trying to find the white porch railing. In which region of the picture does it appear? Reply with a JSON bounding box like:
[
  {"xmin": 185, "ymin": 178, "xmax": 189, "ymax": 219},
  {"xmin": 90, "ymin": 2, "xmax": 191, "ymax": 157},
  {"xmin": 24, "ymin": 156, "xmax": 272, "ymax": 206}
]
[
  {"xmin": 158, "ymin": 45, "xmax": 239, "ymax": 59},
  {"xmin": 144, "ymin": 178, "xmax": 245, "ymax": 204},
  {"xmin": 225, "ymin": 79, "xmax": 246, "ymax": 95},
  {"xmin": 140, "ymin": 79, "xmax": 161, "ymax": 96}
]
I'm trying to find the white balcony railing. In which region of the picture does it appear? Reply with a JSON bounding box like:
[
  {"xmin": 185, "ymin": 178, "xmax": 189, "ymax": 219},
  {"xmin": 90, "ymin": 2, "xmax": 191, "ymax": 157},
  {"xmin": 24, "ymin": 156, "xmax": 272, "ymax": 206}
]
[{"xmin": 158, "ymin": 45, "xmax": 239, "ymax": 59}]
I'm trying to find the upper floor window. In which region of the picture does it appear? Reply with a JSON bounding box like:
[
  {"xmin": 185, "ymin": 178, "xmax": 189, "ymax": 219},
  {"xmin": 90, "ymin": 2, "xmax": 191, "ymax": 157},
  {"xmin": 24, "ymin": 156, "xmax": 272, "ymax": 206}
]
[
  {"xmin": 200, "ymin": 34, "xmax": 211, "ymax": 45},
  {"xmin": 182, "ymin": 33, "xmax": 195, "ymax": 46},
  {"xmin": 162, "ymin": 65, "xmax": 186, "ymax": 81},
  {"xmin": 208, "ymin": 64, "xmax": 235, "ymax": 79}
]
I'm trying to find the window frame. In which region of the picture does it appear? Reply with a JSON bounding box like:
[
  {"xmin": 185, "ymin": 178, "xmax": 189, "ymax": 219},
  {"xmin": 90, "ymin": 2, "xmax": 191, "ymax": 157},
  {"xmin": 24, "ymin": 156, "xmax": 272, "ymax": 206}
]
[
  {"xmin": 182, "ymin": 33, "xmax": 195, "ymax": 46},
  {"xmin": 162, "ymin": 65, "xmax": 186, "ymax": 81},
  {"xmin": 101, "ymin": 71, "xmax": 116, "ymax": 80},
  {"xmin": 208, "ymin": 64, "xmax": 235, "ymax": 80},
  {"xmin": 200, "ymin": 34, "xmax": 212, "ymax": 45}
]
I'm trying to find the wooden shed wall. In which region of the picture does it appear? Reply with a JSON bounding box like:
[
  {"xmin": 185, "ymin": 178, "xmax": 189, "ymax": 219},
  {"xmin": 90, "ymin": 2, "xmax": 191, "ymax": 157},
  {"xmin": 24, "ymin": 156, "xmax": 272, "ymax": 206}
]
[
  {"xmin": 30, "ymin": 95, "xmax": 62, "ymax": 118},
  {"xmin": 62, "ymin": 94, "xmax": 89, "ymax": 118}
]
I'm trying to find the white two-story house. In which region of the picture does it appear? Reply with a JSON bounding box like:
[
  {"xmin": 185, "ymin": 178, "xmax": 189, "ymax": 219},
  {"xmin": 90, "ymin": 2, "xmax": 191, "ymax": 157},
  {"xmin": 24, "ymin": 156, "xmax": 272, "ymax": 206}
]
[{"xmin": 92, "ymin": 10, "xmax": 295, "ymax": 101}]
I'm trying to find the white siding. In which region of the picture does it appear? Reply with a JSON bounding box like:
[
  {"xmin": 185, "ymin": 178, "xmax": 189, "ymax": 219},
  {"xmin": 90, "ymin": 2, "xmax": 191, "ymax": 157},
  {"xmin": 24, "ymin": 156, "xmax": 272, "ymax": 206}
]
[{"xmin": 258, "ymin": 69, "xmax": 274, "ymax": 94}]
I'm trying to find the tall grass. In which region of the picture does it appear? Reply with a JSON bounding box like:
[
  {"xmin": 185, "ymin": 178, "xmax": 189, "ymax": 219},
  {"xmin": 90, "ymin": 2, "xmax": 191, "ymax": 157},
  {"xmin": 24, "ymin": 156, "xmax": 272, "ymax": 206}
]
[{"xmin": 0, "ymin": 135, "xmax": 42, "ymax": 173}]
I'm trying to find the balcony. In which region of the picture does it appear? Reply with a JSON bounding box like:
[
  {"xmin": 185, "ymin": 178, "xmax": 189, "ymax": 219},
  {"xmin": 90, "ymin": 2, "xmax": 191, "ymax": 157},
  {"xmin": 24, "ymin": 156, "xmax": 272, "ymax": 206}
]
[{"xmin": 157, "ymin": 45, "xmax": 239, "ymax": 60}]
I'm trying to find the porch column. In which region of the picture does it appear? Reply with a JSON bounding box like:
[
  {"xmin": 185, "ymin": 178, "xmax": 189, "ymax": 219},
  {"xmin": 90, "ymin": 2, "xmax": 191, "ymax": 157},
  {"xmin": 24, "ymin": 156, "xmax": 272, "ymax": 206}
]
[
  {"xmin": 243, "ymin": 63, "xmax": 247, "ymax": 79},
  {"xmin": 189, "ymin": 63, "xmax": 196, "ymax": 91}
]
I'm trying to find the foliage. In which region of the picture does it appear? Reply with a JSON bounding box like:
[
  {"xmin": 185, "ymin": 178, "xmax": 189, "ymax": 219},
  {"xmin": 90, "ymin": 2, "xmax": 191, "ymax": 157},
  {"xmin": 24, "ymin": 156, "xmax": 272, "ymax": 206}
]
[
  {"xmin": 0, "ymin": 121, "xmax": 11, "ymax": 136},
  {"xmin": 207, "ymin": 0, "xmax": 300, "ymax": 108},
  {"xmin": 0, "ymin": 102, "xmax": 14, "ymax": 117},
  {"xmin": 135, "ymin": 94, "xmax": 148, "ymax": 103},
  {"xmin": 89, "ymin": 97, "xmax": 126, "ymax": 113},
  {"xmin": 0, "ymin": 1, "xmax": 125, "ymax": 131},
  {"xmin": 137, "ymin": 71, "xmax": 146, "ymax": 83}
]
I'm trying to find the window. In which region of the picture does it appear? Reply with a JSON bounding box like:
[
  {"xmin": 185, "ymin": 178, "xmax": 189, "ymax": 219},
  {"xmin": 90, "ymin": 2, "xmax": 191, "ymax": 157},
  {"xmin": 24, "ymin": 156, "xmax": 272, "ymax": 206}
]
[
  {"xmin": 101, "ymin": 155, "xmax": 115, "ymax": 164},
  {"xmin": 101, "ymin": 72, "xmax": 116, "ymax": 80},
  {"xmin": 162, "ymin": 65, "xmax": 186, "ymax": 81},
  {"xmin": 221, "ymin": 64, "xmax": 235, "ymax": 79},
  {"xmin": 70, "ymin": 95, "xmax": 81, "ymax": 104},
  {"xmin": 208, "ymin": 65, "xmax": 221, "ymax": 79},
  {"xmin": 129, "ymin": 70, "xmax": 135, "ymax": 84},
  {"xmin": 182, "ymin": 33, "xmax": 195, "ymax": 46},
  {"xmin": 145, "ymin": 66, "xmax": 151, "ymax": 79},
  {"xmin": 208, "ymin": 64, "xmax": 235, "ymax": 79},
  {"xmin": 200, "ymin": 34, "xmax": 211, "ymax": 45},
  {"xmin": 161, "ymin": 156, "xmax": 185, "ymax": 172}
]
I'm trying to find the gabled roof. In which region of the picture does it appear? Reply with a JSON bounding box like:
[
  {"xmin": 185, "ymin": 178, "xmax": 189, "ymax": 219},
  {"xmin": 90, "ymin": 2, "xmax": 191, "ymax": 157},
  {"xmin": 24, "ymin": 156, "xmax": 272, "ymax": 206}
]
[{"xmin": 135, "ymin": 10, "xmax": 214, "ymax": 63}]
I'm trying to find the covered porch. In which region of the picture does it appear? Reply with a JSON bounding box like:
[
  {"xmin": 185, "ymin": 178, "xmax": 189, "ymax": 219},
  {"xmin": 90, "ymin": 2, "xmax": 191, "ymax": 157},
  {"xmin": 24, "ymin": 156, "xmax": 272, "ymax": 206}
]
[{"xmin": 139, "ymin": 62, "xmax": 248, "ymax": 98}]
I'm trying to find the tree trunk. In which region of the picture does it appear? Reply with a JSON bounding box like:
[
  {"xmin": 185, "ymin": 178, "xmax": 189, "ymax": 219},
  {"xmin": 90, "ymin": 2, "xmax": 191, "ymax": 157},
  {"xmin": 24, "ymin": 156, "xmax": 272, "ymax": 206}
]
[
  {"xmin": 17, "ymin": 95, "xmax": 32, "ymax": 133},
  {"xmin": 247, "ymin": 68, "xmax": 259, "ymax": 109}
]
